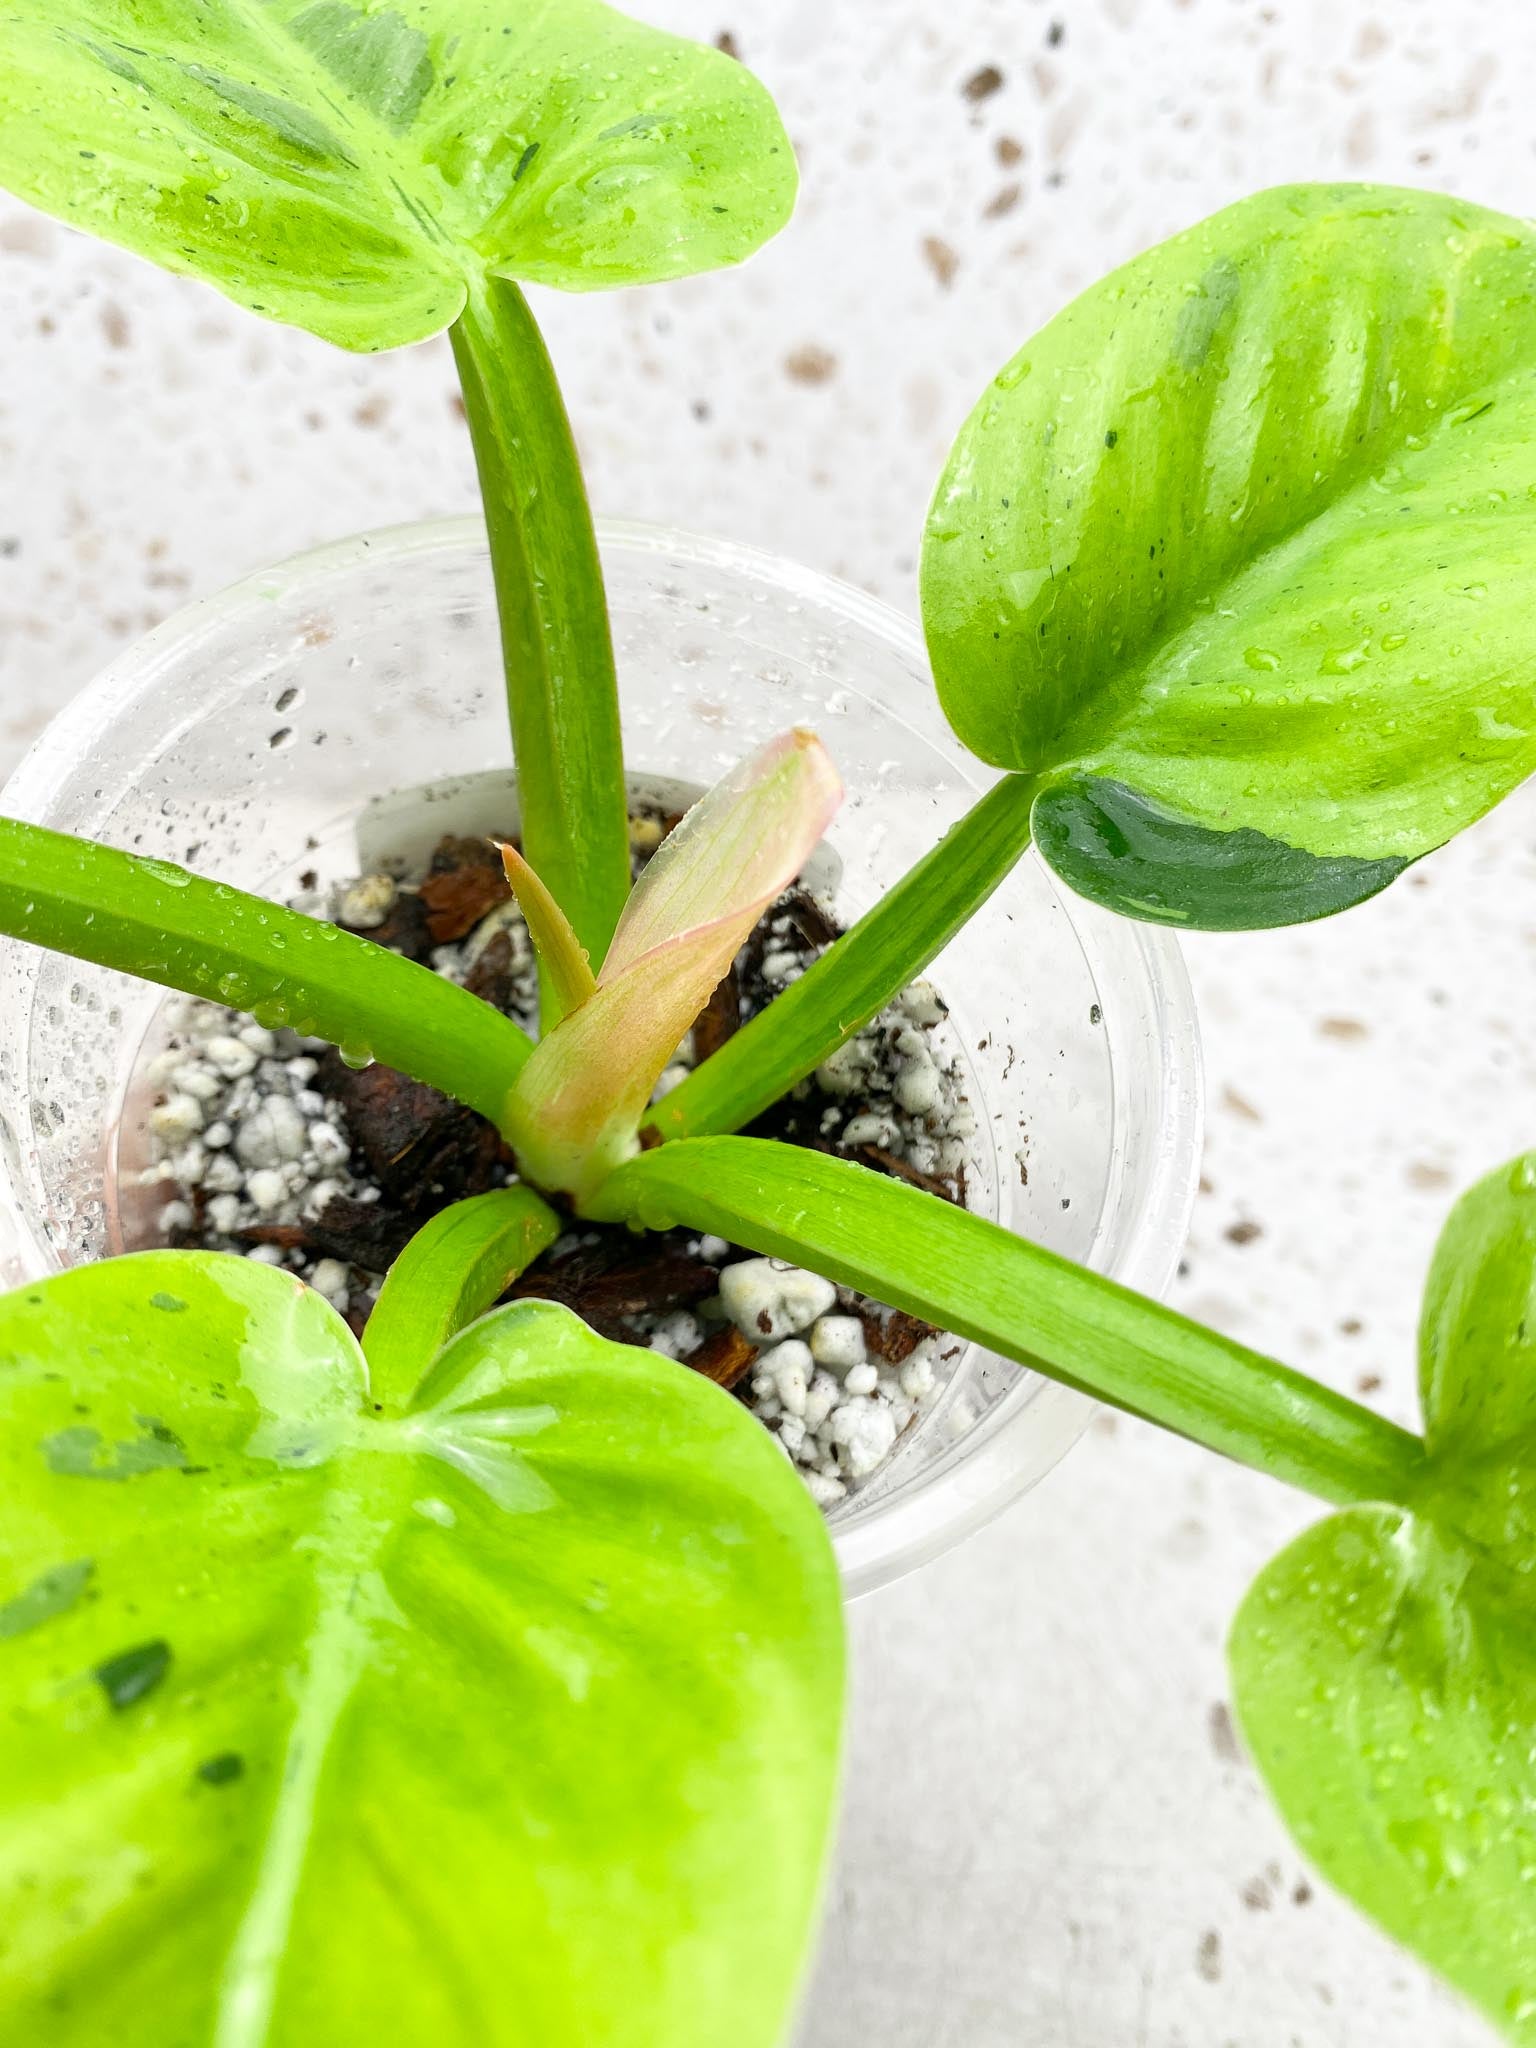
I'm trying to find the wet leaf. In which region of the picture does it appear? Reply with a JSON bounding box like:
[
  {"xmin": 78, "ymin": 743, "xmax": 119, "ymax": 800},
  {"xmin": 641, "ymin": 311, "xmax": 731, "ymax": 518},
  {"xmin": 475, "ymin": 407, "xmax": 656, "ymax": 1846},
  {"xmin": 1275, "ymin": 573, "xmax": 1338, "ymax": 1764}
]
[
  {"xmin": 0, "ymin": 1251, "xmax": 843, "ymax": 2046},
  {"xmin": 924, "ymin": 185, "xmax": 1536, "ymax": 927},
  {"xmin": 6, "ymin": 0, "xmax": 806, "ymax": 348},
  {"xmin": 1233, "ymin": 1154, "xmax": 1536, "ymax": 2042},
  {"xmin": 0, "ymin": 0, "xmax": 796, "ymax": 350}
]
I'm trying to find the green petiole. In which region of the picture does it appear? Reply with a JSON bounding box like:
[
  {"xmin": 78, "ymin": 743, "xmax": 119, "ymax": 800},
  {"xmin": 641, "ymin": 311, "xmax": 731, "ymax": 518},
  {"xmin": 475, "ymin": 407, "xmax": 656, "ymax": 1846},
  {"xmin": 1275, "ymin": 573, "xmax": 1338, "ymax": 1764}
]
[
  {"xmin": 451, "ymin": 275, "xmax": 632, "ymax": 1009},
  {"xmin": 593, "ymin": 1136, "xmax": 1428, "ymax": 1511},
  {"xmin": 647, "ymin": 772, "xmax": 1040, "ymax": 1142}
]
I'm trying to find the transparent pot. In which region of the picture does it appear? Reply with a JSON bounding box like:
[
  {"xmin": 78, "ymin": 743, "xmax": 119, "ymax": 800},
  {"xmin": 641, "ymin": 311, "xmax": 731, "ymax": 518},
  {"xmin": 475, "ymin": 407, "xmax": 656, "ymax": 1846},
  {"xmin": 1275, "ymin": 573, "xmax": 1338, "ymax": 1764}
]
[{"xmin": 0, "ymin": 519, "xmax": 1202, "ymax": 1598}]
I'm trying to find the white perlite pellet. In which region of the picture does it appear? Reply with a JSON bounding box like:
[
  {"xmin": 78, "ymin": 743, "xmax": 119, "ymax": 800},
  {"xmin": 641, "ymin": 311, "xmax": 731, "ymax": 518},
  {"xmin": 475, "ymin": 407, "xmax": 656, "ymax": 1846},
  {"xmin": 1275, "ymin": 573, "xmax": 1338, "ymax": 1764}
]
[
  {"xmin": 809, "ymin": 1314, "xmax": 866, "ymax": 1372},
  {"xmin": 244, "ymin": 1168, "xmax": 285, "ymax": 1214},
  {"xmin": 310, "ymin": 1122, "xmax": 350, "ymax": 1169},
  {"xmin": 310, "ymin": 1259, "xmax": 352, "ymax": 1311},
  {"xmin": 719, "ymin": 1258, "xmax": 837, "ymax": 1342},
  {"xmin": 236, "ymin": 1095, "xmax": 308, "ymax": 1168},
  {"xmin": 150, "ymin": 1093, "xmax": 204, "ymax": 1144},
  {"xmin": 205, "ymin": 1035, "xmax": 258, "ymax": 1080},
  {"xmin": 648, "ymin": 1310, "xmax": 703, "ymax": 1361},
  {"xmin": 768, "ymin": 1340, "xmax": 813, "ymax": 1417},
  {"xmin": 337, "ymin": 873, "xmax": 397, "ymax": 930},
  {"xmin": 828, "ymin": 1396, "xmax": 898, "ymax": 1478}
]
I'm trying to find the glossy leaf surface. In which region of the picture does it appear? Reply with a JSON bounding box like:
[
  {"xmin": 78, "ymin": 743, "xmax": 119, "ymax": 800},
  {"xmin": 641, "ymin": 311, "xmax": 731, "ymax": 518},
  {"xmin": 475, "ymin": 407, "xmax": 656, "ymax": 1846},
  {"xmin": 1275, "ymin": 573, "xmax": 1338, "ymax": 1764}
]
[
  {"xmin": 0, "ymin": 1253, "xmax": 844, "ymax": 2046},
  {"xmin": 1, "ymin": 0, "xmax": 797, "ymax": 350},
  {"xmin": 924, "ymin": 184, "xmax": 1536, "ymax": 927},
  {"xmin": 1233, "ymin": 1155, "xmax": 1536, "ymax": 2042}
]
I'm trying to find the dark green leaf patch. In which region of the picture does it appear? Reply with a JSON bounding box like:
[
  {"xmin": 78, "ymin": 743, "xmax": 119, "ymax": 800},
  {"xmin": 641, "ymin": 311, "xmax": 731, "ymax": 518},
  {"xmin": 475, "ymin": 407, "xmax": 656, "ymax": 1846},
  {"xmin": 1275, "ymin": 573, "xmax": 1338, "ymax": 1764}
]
[
  {"xmin": 196, "ymin": 1752, "xmax": 245, "ymax": 1787},
  {"xmin": 1031, "ymin": 777, "xmax": 1407, "ymax": 930},
  {"xmin": 43, "ymin": 1419, "xmax": 189, "ymax": 1481},
  {"xmin": 94, "ymin": 1639, "xmax": 171, "ymax": 1711},
  {"xmin": 289, "ymin": 3, "xmax": 435, "ymax": 133}
]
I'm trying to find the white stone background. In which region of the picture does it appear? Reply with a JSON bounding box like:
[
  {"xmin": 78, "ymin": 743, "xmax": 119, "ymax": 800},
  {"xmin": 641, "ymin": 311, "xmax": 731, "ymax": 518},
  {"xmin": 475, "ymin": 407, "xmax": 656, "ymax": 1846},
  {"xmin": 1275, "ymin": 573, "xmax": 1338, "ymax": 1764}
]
[{"xmin": 3, "ymin": 1, "xmax": 1536, "ymax": 2041}]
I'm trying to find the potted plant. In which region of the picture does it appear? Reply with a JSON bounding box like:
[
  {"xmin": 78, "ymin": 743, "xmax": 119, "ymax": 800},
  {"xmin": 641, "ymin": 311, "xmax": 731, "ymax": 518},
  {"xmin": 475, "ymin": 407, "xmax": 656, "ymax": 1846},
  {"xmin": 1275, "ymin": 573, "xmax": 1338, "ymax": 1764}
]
[{"xmin": 1, "ymin": 5, "xmax": 1535, "ymax": 2044}]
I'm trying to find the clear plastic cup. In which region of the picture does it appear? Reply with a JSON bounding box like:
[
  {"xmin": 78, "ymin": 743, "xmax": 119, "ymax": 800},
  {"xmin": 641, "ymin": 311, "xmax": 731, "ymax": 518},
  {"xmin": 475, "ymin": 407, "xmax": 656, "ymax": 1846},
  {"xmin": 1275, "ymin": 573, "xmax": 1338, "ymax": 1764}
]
[{"xmin": 0, "ymin": 519, "xmax": 1203, "ymax": 1596}]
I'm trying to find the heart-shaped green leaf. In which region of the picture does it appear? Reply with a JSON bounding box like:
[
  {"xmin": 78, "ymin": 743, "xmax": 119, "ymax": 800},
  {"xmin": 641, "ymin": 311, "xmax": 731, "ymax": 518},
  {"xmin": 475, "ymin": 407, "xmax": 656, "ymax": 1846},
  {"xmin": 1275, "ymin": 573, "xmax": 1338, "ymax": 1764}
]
[
  {"xmin": 1232, "ymin": 1154, "xmax": 1536, "ymax": 2042},
  {"xmin": 0, "ymin": 0, "xmax": 796, "ymax": 350},
  {"xmin": 0, "ymin": 1252, "xmax": 843, "ymax": 2045},
  {"xmin": 923, "ymin": 184, "xmax": 1536, "ymax": 928}
]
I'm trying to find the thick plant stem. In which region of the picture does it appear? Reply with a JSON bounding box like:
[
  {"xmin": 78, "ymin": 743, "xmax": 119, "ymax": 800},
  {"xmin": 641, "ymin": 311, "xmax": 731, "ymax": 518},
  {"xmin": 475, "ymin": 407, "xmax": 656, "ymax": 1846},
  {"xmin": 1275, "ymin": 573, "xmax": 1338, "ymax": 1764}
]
[
  {"xmin": 451, "ymin": 276, "xmax": 631, "ymax": 995},
  {"xmin": 593, "ymin": 1138, "xmax": 1428, "ymax": 1509},
  {"xmin": 647, "ymin": 772, "xmax": 1041, "ymax": 1142}
]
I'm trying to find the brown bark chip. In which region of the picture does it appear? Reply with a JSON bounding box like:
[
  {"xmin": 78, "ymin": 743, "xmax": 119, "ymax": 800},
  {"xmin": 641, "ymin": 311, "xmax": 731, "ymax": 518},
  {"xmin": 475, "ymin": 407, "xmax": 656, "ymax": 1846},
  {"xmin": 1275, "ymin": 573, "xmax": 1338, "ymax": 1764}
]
[{"xmin": 418, "ymin": 836, "xmax": 512, "ymax": 943}]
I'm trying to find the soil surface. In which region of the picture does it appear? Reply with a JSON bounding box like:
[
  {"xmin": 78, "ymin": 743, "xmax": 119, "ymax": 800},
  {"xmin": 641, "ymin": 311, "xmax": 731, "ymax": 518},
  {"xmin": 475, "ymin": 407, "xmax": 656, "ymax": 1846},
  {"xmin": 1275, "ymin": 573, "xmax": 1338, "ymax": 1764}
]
[{"xmin": 140, "ymin": 816, "xmax": 977, "ymax": 1506}]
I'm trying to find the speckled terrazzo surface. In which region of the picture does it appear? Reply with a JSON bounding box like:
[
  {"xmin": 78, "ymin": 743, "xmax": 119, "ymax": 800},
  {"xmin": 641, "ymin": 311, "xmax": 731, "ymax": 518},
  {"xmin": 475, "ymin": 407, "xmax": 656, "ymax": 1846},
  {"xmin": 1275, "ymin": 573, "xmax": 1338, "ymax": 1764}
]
[{"xmin": 3, "ymin": 3, "xmax": 1535, "ymax": 2041}]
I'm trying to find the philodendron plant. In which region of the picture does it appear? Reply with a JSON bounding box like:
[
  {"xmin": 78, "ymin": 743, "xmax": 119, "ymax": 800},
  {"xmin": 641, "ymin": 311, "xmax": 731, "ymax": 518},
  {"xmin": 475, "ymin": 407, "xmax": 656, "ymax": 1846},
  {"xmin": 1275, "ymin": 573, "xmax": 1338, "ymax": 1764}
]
[{"xmin": 2, "ymin": 3, "xmax": 1536, "ymax": 2041}]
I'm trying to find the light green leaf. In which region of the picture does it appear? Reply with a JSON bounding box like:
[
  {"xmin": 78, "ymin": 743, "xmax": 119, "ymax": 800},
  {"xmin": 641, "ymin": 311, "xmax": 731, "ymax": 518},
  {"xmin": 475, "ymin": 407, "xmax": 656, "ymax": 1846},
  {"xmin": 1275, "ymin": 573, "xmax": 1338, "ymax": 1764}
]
[
  {"xmin": 362, "ymin": 1184, "xmax": 562, "ymax": 1407},
  {"xmin": 498, "ymin": 839, "xmax": 596, "ymax": 1023},
  {"xmin": 0, "ymin": 1251, "xmax": 844, "ymax": 2046},
  {"xmin": 0, "ymin": 815, "xmax": 532, "ymax": 1127},
  {"xmin": 1417, "ymin": 1153, "xmax": 1536, "ymax": 1477},
  {"xmin": 923, "ymin": 184, "xmax": 1536, "ymax": 928},
  {"xmin": 0, "ymin": 0, "xmax": 797, "ymax": 350},
  {"xmin": 1233, "ymin": 1154, "xmax": 1536, "ymax": 2042}
]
